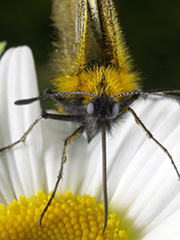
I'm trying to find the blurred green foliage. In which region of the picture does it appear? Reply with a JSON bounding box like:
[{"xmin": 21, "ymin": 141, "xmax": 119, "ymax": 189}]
[
  {"xmin": 1, "ymin": 0, "xmax": 180, "ymax": 93},
  {"xmin": 0, "ymin": 41, "xmax": 7, "ymax": 56}
]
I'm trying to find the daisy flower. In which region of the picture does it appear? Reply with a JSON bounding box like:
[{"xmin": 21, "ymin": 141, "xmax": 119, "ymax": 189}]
[{"xmin": 0, "ymin": 46, "xmax": 180, "ymax": 239}]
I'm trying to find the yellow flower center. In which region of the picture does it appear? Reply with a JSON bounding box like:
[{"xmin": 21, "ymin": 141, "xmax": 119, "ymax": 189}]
[{"xmin": 0, "ymin": 191, "xmax": 127, "ymax": 240}]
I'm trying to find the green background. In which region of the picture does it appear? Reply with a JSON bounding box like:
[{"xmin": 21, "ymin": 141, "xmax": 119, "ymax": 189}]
[{"xmin": 1, "ymin": 0, "xmax": 180, "ymax": 94}]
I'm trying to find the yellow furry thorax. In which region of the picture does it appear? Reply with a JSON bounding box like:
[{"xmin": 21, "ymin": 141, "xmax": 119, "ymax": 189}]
[{"xmin": 52, "ymin": 65, "xmax": 141, "ymax": 105}]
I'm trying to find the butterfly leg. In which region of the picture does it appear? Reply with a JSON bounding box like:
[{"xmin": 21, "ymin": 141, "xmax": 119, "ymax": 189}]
[
  {"xmin": 38, "ymin": 124, "xmax": 84, "ymax": 227},
  {"xmin": 125, "ymin": 106, "xmax": 180, "ymax": 180},
  {"xmin": 0, "ymin": 115, "xmax": 44, "ymax": 152}
]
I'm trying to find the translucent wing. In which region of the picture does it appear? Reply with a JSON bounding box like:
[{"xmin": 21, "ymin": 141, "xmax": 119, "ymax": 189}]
[
  {"xmin": 52, "ymin": 0, "xmax": 89, "ymax": 73},
  {"xmin": 52, "ymin": 0, "xmax": 132, "ymax": 73},
  {"xmin": 88, "ymin": 0, "xmax": 131, "ymax": 69}
]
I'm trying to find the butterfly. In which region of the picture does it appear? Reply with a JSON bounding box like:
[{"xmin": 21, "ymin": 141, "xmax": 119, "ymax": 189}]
[{"xmin": 1, "ymin": 0, "xmax": 180, "ymax": 232}]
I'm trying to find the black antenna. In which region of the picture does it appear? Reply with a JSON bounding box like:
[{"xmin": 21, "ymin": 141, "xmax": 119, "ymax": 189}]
[{"xmin": 15, "ymin": 91, "xmax": 97, "ymax": 105}]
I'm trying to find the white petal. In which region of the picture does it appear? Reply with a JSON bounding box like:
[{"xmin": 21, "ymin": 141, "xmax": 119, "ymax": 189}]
[
  {"xmin": 41, "ymin": 116, "xmax": 88, "ymax": 194},
  {"xmin": 142, "ymin": 209, "xmax": 180, "ymax": 239},
  {"xmin": 0, "ymin": 46, "xmax": 43, "ymax": 203}
]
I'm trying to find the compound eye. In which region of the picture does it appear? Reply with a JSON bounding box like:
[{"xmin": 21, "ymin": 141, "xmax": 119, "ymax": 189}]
[
  {"xmin": 111, "ymin": 102, "xmax": 119, "ymax": 119},
  {"xmin": 87, "ymin": 102, "xmax": 95, "ymax": 116}
]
